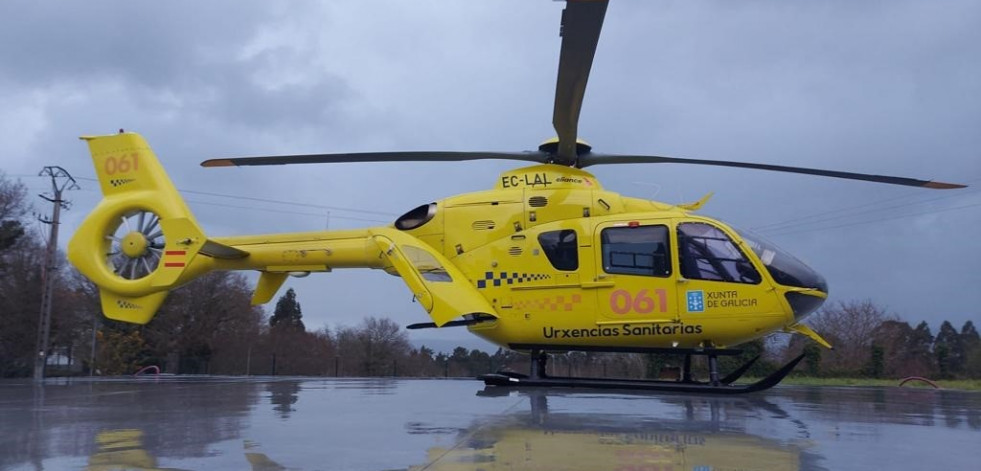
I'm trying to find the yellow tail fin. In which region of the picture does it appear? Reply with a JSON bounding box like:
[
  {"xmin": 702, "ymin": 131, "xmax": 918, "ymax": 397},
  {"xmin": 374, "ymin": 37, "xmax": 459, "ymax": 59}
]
[{"xmin": 68, "ymin": 132, "xmax": 224, "ymax": 324}]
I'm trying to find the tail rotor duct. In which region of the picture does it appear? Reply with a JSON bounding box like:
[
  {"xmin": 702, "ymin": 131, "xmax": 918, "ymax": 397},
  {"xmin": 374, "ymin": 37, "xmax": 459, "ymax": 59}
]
[{"xmin": 105, "ymin": 210, "xmax": 165, "ymax": 281}]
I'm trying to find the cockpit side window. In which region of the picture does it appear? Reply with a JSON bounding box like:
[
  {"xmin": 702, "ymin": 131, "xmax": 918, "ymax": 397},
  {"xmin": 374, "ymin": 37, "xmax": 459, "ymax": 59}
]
[
  {"xmin": 677, "ymin": 222, "xmax": 761, "ymax": 284},
  {"xmin": 538, "ymin": 230, "xmax": 578, "ymax": 271},
  {"xmin": 601, "ymin": 225, "xmax": 671, "ymax": 277}
]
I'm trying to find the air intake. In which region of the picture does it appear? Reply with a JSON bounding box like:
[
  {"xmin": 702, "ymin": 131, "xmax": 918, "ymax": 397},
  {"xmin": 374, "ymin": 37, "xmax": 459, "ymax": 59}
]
[
  {"xmin": 472, "ymin": 220, "xmax": 496, "ymax": 231},
  {"xmin": 528, "ymin": 196, "xmax": 548, "ymax": 207}
]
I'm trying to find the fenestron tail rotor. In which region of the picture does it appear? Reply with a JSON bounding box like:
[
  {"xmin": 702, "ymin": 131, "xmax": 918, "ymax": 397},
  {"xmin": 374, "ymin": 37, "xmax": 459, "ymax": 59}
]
[{"xmin": 105, "ymin": 210, "xmax": 165, "ymax": 281}]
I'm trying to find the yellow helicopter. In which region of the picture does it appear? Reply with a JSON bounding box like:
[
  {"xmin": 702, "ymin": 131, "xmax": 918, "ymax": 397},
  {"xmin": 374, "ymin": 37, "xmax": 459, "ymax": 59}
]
[
  {"xmin": 411, "ymin": 389, "xmax": 805, "ymax": 471},
  {"xmin": 67, "ymin": 0, "xmax": 964, "ymax": 393}
]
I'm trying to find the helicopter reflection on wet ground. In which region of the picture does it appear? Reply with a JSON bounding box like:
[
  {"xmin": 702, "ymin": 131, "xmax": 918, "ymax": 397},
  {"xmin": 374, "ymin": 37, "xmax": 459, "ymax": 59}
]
[{"xmin": 0, "ymin": 377, "xmax": 978, "ymax": 470}]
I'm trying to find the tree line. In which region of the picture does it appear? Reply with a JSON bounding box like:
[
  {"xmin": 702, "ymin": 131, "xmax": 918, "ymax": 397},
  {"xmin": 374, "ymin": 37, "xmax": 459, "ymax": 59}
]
[
  {"xmin": 779, "ymin": 300, "xmax": 980, "ymax": 380},
  {"xmin": 1, "ymin": 172, "xmax": 979, "ymax": 380}
]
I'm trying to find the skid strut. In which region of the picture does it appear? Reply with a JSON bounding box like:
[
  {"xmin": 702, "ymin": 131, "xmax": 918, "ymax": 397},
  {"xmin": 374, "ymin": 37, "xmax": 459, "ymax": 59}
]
[{"xmin": 480, "ymin": 347, "xmax": 804, "ymax": 394}]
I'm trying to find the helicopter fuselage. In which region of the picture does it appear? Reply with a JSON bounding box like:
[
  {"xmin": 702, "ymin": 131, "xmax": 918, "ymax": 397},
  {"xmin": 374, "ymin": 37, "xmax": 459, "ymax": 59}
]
[{"xmin": 387, "ymin": 164, "xmax": 827, "ymax": 350}]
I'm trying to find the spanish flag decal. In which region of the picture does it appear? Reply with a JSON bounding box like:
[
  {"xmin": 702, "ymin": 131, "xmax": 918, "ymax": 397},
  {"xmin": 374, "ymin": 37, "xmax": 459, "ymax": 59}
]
[{"xmin": 164, "ymin": 250, "xmax": 186, "ymax": 268}]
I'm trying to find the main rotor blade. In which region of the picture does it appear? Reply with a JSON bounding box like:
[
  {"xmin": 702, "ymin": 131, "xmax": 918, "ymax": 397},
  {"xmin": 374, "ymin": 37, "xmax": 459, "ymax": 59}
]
[
  {"xmin": 579, "ymin": 153, "xmax": 966, "ymax": 189},
  {"xmin": 552, "ymin": 0, "xmax": 608, "ymax": 166},
  {"xmin": 202, "ymin": 151, "xmax": 550, "ymax": 168}
]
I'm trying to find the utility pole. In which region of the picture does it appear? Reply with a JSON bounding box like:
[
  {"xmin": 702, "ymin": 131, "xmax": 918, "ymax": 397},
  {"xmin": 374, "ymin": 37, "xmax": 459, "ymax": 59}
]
[
  {"xmin": 89, "ymin": 313, "xmax": 98, "ymax": 377},
  {"xmin": 33, "ymin": 166, "xmax": 79, "ymax": 382}
]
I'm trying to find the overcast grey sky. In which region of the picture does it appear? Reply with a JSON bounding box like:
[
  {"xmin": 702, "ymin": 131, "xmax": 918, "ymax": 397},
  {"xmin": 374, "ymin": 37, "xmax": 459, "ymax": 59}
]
[{"xmin": 1, "ymin": 0, "xmax": 978, "ymax": 351}]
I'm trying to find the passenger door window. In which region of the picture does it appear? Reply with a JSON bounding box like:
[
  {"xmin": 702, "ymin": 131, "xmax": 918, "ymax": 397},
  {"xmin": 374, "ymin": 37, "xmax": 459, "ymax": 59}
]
[{"xmin": 601, "ymin": 225, "xmax": 671, "ymax": 277}]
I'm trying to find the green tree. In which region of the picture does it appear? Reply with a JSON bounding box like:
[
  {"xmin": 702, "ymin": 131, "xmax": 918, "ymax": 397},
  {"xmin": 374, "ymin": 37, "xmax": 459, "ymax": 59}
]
[
  {"xmin": 96, "ymin": 328, "xmax": 150, "ymax": 375},
  {"xmin": 909, "ymin": 321, "xmax": 935, "ymax": 368},
  {"xmin": 934, "ymin": 321, "xmax": 962, "ymax": 378},
  {"xmin": 0, "ymin": 236, "xmax": 44, "ymax": 377},
  {"xmin": 871, "ymin": 320, "xmax": 942, "ymax": 378},
  {"xmin": 963, "ymin": 321, "xmax": 981, "ymax": 378},
  {"xmin": 270, "ymin": 288, "xmax": 305, "ymax": 331},
  {"xmin": 644, "ymin": 353, "xmax": 667, "ymax": 379},
  {"xmin": 0, "ymin": 220, "xmax": 23, "ymax": 252},
  {"xmin": 0, "ymin": 173, "xmax": 27, "ymax": 253},
  {"xmin": 802, "ymin": 343, "xmax": 822, "ymax": 377},
  {"xmin": 960, "ymin": 321, "xmax": 979, "ymax": 357},
  {"xmin": 720, "ymin": 338, "xmax": 775, "ymax": 378},
  {"xmin": 865, "ymin": 344, "xmax": 885, "ymax": 378}
]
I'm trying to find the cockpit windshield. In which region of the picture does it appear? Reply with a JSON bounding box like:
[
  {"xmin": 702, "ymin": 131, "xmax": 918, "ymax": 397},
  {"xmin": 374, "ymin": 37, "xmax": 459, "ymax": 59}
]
[
  {"xmin": 734, "ymin": 227, "xmax": 828, "ymax": 293},
  {"xmin": 677, "ymin": 222, "xmax": 761, "ymax": 284}
]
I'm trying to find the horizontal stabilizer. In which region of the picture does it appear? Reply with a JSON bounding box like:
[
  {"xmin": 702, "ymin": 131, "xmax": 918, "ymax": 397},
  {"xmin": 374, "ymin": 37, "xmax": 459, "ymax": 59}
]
[{"xmin": 200, "ymin": 240, "xmax": 249, "ymax": 259}]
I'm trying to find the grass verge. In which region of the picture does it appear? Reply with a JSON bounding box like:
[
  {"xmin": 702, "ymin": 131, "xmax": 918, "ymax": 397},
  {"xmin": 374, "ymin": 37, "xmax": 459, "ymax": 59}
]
[{"xmin": 750, "ymin": 376, "xmax": 981, "ymax": 391}]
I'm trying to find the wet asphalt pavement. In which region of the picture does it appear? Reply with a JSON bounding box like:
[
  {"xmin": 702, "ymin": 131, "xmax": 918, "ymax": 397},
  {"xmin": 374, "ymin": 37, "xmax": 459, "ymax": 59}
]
[{"xmin": 0, "ymin": 377, "xmax": 978, "ymax": 470}]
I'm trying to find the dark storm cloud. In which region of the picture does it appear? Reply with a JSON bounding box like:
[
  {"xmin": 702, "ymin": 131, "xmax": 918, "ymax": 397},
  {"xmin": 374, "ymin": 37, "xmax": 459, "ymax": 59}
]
[
  {"xmin": 0, "ymin": 1, "xmax": 355, "ymax": 134},
  {"xmin": 150, "ymin": 50, "xmax": 354, "ymax": 133},
  {"xmin": 0, "ymin": 2, "xmax": 264, "ymax": 87},
  {"xmin": 592, "ymin": 0, "xmax": 981, "ymax": 165}
]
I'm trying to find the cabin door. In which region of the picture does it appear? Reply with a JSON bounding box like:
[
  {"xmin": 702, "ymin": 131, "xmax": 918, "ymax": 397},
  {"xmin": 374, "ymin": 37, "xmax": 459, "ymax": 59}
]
[{"xmin": 591, "ymin": 220, "xmax": 680, "ymax": 325}]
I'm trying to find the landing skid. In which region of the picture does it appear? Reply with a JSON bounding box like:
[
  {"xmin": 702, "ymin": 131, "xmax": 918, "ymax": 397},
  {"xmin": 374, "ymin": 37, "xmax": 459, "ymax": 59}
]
[{"xmin": 480, "ymin": 349, "xmax": 805, "ymax": 394}]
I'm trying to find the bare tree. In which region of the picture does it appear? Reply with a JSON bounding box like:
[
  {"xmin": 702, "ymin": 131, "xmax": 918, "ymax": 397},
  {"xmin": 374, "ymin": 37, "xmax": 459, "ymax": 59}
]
[
  {"xmin": 0, "ymin": 236, "xmax": 45, "ymax": 376},
  {"xmin": 793, "ymin": 300, "xmax": 896, "ymax": 375},
  {"xmin": 142, "ymin": 272, "xmax": 264, "ymax": 374},
  {"xmin": 336, "ymin": 317, "xmax": 411, "ymax": 376}
]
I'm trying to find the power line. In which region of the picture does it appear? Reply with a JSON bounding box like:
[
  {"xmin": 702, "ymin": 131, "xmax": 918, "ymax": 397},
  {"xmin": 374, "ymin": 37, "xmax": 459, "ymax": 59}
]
[
  {"xmin": 55, "ymin": 184, "xmax": 395, "ymax": 229},
  {"xmin": 182, "ymin": 198, "xmax": 390, "ymax": 224},
  {"xmin": 62, "ymin": 186, "xmax": 392, "ymax": 224},
  {"xmin": 71, "ymin": 176, "xmax": 399, "ymax": 217},
  {"xmin": 180, "ymin": 188, "xmax": 397, "ymax": 217},
  {"xmin": 752, "ymin": 190, "xmax": 932, "ymax": 231},
  {"xmin": 763, "ymin": 202, "xmax": 981, "ymax": 237},
  {"xmin": 752, "ymin": 177, "xmax": 981, "ymax": 233},
  {"xmin": 756, "ymin": 188, "xmax": 981, "ymax": 235}
]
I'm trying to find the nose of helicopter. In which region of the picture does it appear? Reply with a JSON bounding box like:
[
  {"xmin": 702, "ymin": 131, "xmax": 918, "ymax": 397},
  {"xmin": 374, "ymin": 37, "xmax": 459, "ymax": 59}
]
[
  {"xmin": 735, "ymin": 228, "xmax": 828, "ymax": 321},
  {"xmin": 770, "ymin": 259, "xmax": 828, "ymax": 321},
  {"xmin": 784, "ymin": 288, "xmax": 827, "ymax": 321}
]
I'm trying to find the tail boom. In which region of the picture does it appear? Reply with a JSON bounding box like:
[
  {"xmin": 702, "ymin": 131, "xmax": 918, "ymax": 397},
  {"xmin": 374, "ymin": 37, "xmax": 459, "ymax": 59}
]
[{"xmin": 69, "ymin": 132, "xmax": 496, "ymax": 327}]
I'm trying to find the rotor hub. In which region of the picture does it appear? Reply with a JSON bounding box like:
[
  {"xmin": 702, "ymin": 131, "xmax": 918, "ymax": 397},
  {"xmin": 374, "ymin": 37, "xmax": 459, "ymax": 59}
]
[
  {"xmin": 538, "ymin": 137, "xmax": 592, "ymax": 159},
  {"xmin": 120, "ymin": 231, "xmax": 149, "ymax": 258}
]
